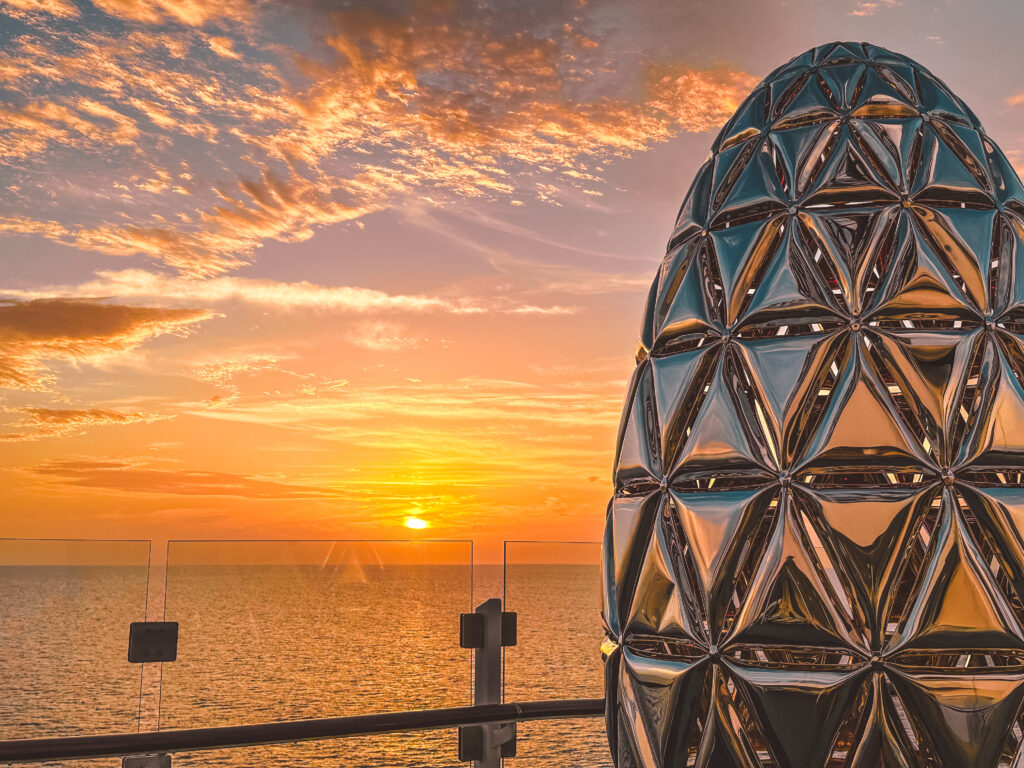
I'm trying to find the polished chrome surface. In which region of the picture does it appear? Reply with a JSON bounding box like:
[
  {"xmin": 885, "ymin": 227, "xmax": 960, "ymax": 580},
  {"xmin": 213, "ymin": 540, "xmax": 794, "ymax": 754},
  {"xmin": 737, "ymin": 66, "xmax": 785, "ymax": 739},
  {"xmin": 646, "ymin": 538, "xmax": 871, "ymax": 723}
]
[{"xmin": 602, "ymin": 41, "xmax": 1024, "ymax": 768}]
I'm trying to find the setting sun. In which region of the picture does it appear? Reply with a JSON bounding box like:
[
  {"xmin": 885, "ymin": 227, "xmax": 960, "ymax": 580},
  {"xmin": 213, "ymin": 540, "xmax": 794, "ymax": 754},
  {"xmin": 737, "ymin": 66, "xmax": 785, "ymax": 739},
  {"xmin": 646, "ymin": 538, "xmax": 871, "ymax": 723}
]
[{"xmin": 403, "ymin": 516, "xmax": 430, "ymax": 530}]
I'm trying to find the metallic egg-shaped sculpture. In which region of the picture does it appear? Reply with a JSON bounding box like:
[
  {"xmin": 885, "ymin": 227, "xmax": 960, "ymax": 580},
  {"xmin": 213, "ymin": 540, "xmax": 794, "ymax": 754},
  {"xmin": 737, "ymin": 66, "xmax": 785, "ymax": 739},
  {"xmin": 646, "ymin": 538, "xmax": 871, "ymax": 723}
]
[{"xmin": 601, "ymin": 42, "xmax": 1024, "ymax": 768}]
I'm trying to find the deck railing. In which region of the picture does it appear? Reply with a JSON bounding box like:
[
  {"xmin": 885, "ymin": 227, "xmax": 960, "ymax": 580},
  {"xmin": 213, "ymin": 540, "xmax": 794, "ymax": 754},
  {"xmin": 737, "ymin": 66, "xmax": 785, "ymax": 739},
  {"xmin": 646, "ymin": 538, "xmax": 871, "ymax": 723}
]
[
  {"xmin": 0, "ymin": 539, "xmax": 607, "ymax": 767},
  {"xmin": 0, "ymin": 698, "xmax": 605, "ymax": 765}
]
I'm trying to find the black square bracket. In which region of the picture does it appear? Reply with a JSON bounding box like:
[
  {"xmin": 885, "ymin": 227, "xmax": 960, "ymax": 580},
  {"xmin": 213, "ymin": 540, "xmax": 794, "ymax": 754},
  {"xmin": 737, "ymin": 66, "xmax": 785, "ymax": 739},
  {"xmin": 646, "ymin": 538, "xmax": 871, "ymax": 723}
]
[
  {"xmin": 458, "ymin": 724, "xmax": 516, "ymax": 761},
  {"xmin": 457, "ymin": 725, "xmax": 483, "ymax": 761},
  {"xmin": 460, "ymin": 611, "xmax": 517, "ymax": 649},
  {"xmin": 500, "ymin": 611, "xmax": 517, "ymax": 647},
  {"xmin": 128, "ymin": 622, "xmax": 178, "ymax": 663},
  {"xmin": 501, "ymin": 725, "xmax": 517, "ymax": 758},
  {"xmin": 460, "ymin": 612, "xmax": 484, "ymax": 649}
]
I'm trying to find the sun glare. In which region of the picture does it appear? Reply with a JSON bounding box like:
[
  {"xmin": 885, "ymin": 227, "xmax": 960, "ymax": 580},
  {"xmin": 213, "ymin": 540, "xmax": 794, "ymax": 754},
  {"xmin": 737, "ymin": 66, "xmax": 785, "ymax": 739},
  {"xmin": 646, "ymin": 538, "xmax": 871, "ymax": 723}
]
[{"xmin": 403, "ymin": 516, "xmax": 430, "ymax": 530}]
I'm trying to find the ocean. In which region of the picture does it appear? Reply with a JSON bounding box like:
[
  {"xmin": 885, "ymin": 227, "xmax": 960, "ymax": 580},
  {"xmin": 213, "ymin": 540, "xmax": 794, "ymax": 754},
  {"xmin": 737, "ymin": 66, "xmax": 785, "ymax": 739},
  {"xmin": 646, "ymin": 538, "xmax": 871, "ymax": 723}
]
[{"xmin": 0, "ymin": 552, "xmax": 610, "ymax": 767}]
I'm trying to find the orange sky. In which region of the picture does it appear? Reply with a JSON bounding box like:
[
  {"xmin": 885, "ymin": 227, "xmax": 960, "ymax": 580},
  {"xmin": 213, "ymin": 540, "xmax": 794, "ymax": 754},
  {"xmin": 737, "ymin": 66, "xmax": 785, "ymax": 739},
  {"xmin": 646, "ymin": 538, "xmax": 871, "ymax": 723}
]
[{"xmin": 1, "ymin": 0, "xmax": 1022, "ymax": 562}]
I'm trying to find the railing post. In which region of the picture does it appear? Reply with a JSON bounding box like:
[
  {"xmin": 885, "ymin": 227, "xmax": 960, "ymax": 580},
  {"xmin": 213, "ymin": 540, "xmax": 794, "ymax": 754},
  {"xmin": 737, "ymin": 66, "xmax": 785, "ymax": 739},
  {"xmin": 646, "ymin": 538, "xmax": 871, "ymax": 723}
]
[
  {"xmin": 128, "ymin": 610, "xmax": 177, "ymax": 768},
  {"xmin": 459, "ymin": 598, "xmax": 517, "ymax": 767}
]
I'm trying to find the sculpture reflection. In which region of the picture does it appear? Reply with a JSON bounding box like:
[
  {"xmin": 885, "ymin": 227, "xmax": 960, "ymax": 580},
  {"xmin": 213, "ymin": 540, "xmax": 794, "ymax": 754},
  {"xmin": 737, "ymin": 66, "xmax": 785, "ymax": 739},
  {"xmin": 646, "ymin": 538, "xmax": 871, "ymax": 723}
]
[{"xmin": 602, "ymin": 41, "xmax": 1024, "ymax": 767}]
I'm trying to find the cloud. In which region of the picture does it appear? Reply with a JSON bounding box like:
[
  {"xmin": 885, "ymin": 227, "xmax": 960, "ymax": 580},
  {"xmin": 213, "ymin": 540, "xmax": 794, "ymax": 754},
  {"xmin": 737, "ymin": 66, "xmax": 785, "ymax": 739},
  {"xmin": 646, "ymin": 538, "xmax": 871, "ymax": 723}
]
[
  {"xmin": 206, "ymin": 35, "xmax": 240, "ymax": 59},
  {"xmin": 191, "ymin": 376, "xmax": 626, "ymax": 444},
  {"xmin": 848, "ymin": 0, "xmax": 900, "ymax": 15},
  {"xmin": 404, "ymin": 202, "xmax": 653, "ymax": 262},
  {"xmin": 1007, "ymin": 93, "xmax": 1024, "ymax": 107},
  {"xmin": 67, "ymin": 169, "xmax": 371, "ymax": 276},
  {"xmin": 174, "ymin": 373, "xmax": 630, "ymax": 516},
  {"xmin": 1, "ymin": 407, "xmax": 172, "ymax": 441},
  {"xmin": 192, "ymin": 353, "xmax": 287, "ymax": 390},
  {"xmin": 0, "ymin": 298, "xmax": 214, "ymax": 391},
  {"xmin": 0, "ymin": 99, "xmax": 139, "ymax": 159},
  {"xmin": 347, "ymin": 322, "xmax": 426, "ymax": 352},
  {"xmin": 481, "ymin": 252, "xmax": 652, "ymax": 296},
  {"xmin": 2, "ymin": 0, "xmax": 252, "ymax": 23},
  {"xmin": 0, "ymin": 3, "xmax": 754, "ymax": 274},
  {"xmin": 89, "ymin": 0, "xmax": 251, "ymax": 25},
  {"xmin": 0, "ymin": 0, "xmax": 79, "ymax": 19},
  {"xmin": 1006, "ymin": 148, "xmax": 1024, "ymax": 178},
  {"xmin": 1, "ymin": 269, "xmax": 580, "ymax": 314},
  {"xmin": 395, "ymin": 205, "xmax": 654, "ymax": 296},
  {"xmin": 28, "ymin": 458, "xmax": 339, "ymax": 499}
]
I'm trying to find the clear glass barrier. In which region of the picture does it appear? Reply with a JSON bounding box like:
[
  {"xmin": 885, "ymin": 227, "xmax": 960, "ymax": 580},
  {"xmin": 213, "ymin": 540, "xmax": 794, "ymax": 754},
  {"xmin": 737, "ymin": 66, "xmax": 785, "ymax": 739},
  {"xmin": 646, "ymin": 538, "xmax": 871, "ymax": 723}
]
[
  {"xmin": 503, "ymin": 541, "xmax": 609, "ymax": 767},
  {"xmin": 159, "ymin": 539, "xmax": 472, "ymax": 766},
  {"xmin": 174, "ymin": 733, "xmax": 461, "ymax": 768},
  {"xmin": 0, "ymin": 538, "xmax": 151, "ymax": 766}
]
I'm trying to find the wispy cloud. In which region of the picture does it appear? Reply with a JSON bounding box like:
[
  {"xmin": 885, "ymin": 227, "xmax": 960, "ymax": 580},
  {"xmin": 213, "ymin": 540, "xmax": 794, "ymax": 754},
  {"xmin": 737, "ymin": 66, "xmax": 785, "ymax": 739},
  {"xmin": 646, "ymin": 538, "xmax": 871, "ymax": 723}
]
[
  {"xmin": 89, "ymin": 0, "xmax": 251, "ymax": 26},
  {"xmin": 481, "ymin": 252, "xmax": 653, "ymax": 296},
  {"xmin": 848, "ymin": 0, "xmax": 900, "ymax": 16},
  {"xmin": 1006, "ymin": 148, "xmax": 1024, "ymax": 178},
  {"xmin": 1, "ymin": 269, "xmax": 580, "ymax": 315},
  {"xmin": 1, "ymin": 0, "xmax": 81, "ymax": 20},
  {"xmin": 4, "ymin": 0, "xmax": 252, "ymax": 23},
  {"xmin": 346, "ymin": 322, "xmax": 429, "ymax": 353},
  {"xmin": 29, "ymin": 458, "xmax": 339, "ymax": 499},
  {"xmin": 399, "ymin": 205, "xmax": 655, "ymax": 295},
  {"xmin": 0, "ymin": 98, "xmax": 139, "ymax": 159},
  {"xmin": 0, "ymin": 298, "xmax": 213, "ymax": 391},
  {"xmin": 1, "ymin": 406, "xmax": 172, "ymax": 441},
  {"xmin": 157, "ymin": 373, "xmax": 627, "ymax": 533},
  {"xmin": 192, "ymin": 353, "xmax": 288, "ymax": 390},
  {"xmin": 189, "ymin": 376, "xmax": 625, "ymax": 456},
  {"xmin": 0, "ymin": 2, "xmax": 754, "ymax": 274}
]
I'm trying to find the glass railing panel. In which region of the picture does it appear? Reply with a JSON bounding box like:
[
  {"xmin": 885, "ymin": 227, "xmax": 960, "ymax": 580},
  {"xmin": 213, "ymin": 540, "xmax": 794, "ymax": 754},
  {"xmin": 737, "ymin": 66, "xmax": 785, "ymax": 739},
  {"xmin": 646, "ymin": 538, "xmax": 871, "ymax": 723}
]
[
  {"xmin": 174, "ymin": 732, "xmax": 460, "ymax": 768},
  {"xmin": 160, "ymin": 539, "xmax": 473, "ymax": 742},
  {"xmin": 503, "ymin": 541, "xmax": 609, "ymax": 767},
  {"xmin": 0, "ymin": 538, "xmax": 151, "ymax": 764}
]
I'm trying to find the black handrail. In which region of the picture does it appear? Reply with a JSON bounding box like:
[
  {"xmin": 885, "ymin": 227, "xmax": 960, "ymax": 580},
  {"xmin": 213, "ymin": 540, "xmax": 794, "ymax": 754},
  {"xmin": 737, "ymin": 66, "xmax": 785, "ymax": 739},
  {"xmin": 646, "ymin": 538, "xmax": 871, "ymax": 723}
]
[{"xmin": 0, "ymin": 698, "xmax": 605, "ymax": 763}]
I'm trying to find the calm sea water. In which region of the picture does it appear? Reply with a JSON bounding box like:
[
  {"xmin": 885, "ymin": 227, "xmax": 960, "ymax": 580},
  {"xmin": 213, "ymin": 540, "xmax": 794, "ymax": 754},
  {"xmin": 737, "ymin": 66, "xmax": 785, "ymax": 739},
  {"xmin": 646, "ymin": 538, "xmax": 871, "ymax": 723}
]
[{"xmin": 0, "ymin": 564, "xmax": 609, "ymax": 767}]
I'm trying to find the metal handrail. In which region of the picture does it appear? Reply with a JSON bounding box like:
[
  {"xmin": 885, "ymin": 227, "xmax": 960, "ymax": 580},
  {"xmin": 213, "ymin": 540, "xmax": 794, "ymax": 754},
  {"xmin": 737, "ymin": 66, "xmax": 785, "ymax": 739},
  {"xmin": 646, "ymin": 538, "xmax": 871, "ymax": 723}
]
[{"xmin": 0, "ymin": 698, "xmax": 605, "ymax": 763}]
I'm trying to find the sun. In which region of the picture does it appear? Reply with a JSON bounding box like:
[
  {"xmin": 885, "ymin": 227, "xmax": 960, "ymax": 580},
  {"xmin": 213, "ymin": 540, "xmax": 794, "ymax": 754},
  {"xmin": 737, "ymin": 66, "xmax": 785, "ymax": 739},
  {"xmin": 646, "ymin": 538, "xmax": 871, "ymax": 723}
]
[{"xmin": 403, "ymin": 516, "xmax": 430, "ymax": 530}]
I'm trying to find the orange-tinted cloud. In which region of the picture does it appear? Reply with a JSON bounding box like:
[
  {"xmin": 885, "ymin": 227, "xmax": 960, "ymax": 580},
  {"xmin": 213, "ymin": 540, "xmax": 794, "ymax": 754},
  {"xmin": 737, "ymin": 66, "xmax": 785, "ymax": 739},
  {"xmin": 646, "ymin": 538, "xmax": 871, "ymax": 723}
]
[
  {"xmin": 0, "ymin": 99, "xmax": 138, "ymax": 159},
  {"xmin": 206, "ymin": 35, "xmax": 240, "ymax": 59},
  {"xmin": 0, "ymin": 3, "xmax": 754, "ymax": 274},
  {"xmin": 0, "ymin": 298, "xmax": 214, "ymax": 390},
  {"xmin": 2, "ymin": 407, "xmax": 172, "ymax": 441},
  {"xmin": 189, "ymin": 375, "xmax": 627, "ymax": 475},
  {"xmin": 848, "ymin": 0, "xmax": 900, "ymax": 16},
  {"xmin": 30, "ymin": 458, "xmax": 340, "ymax": 499},
  {"xmin": 0, "ymin": 0, "xmax": 79, "ymax": 19},
  {"xmin": 1006, "ymin": 148, "xmax": 1024, "ymax": 178},
  {"xmin": 165, "ymin": 371, "xmax": 628, "ymax": 541},
  {"xmin": 192, "ymin": 354, "xmax": 287, "ymax": 391},
  {"xmin": 3, "ymin": 0, "xmax": 252, "ymax": 22},
  {"xmin": 3, "ymin": 269, "xmax": 580, "ymax": 314},
  {"xmin": 346, "ymin": 321, "xmax": 425, "ymax": 352},
  {"xmin": 92, "ymin": 0, "xmax": 251, "ymax": 25}
]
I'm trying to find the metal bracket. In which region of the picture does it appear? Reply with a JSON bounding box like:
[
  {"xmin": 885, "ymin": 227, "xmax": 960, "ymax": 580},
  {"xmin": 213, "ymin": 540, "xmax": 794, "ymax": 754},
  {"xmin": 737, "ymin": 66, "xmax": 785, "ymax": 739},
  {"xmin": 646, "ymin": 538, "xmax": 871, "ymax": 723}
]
[
  {"xmin": 128, "ymin": 622, "xmax": 178, "ymax": 663},
  {"xmin": 458, "ymin": 723, "xmax": 516, "ymax": 761},
  {"xmin": 460, "ymin": 608, "xmax": 516, "ymax": 649},
  {"xmin": 122, "ymin": 754, "xmax": 171, "ymax": 768},
  {"xmin": 458, "ymin": 599, "xmax": 517, "ymax": 766}
]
